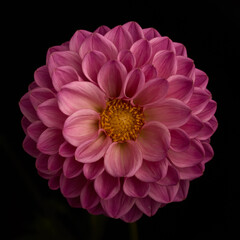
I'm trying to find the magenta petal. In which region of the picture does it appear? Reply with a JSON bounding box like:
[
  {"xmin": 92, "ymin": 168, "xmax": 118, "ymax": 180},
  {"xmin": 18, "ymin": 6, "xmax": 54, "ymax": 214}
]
[
  {"xmin": 130, "ymin": 39, "xmax": 152, "ymax": 67},
  {"xmin": 117, "ymin": 50, "xmax": 136, "ymax": 72},
  {"xmin": 35, "ymin": 153, "xmax": 49, "ymax": 174},
  {"xmin": 63, "ymin": 156, "xmax": 83, "ymax": 178},
  {"xmin": 136, "ymin": 121, "xmax": 170, "ymax": 162},
  {"xmin": 122, "ymin": 21, "xmax": 144, "ymax": 42},
  {"xmin": 170, "ymin": 128, "xmax": 190, "ymax": 152},
  {"xmin": 34, "ymin": 65, "xmax": 54, "ymax": 90},
  {"xmin": 180, "ymin": 115, "xmax": 203, "ymax": 138},
  {"xmin": 176, "ymin": 56, "xmax": 195, "ymax": 78},
  {"xmin": 120, "ymin": 205, "xmax": 143, "ymax": 223},
  {"xmin": 177, "ymin": 164, "xmax": 204, "ymax": 180},
  {"xmin": 48, "ymin": 154, "xmax": 64, "ymax": 173},
  {"xmin": 94, "ymin": 25, "xmax": 111, "ymax": 35},
  {"xmin": 194, "ymin": 68, "xmax": 209, "ymax": 89},
  {"xmin": 48, "ymin": 175, "xmax": 60, "ymax": 190},
  {"xmin": 142, "ymin": 64, "xmax": 157, "ymax": 82},
  {"xmin": 123, "ymin": 177, "xmax": 149, "ymax": 198},
  {"xmin": 83, "ymin": 159, "xmax": 104, "ymax": 180},
  {"xmin": 27, "ymin": 121, "xmax": 46, "ymax": 142},
  {"xmin": 168, "ymin": 139, "xmax": 205, "ymax": 168},
  {"xmin": 174, "ymin": 180, "xmax": 190, "ymax": 202},
  {"xmin": 173, "ymin": 42, "xmax": 187, "ymax": 57},
  {"xmin": 23, "ymin": 135, "xmax": 40, "ymax": 157},
  {"xmin": 157, "ymin": 164, "xmax": 179, "ymax": 186},
  {"xmin": 197, "ymin": 100, "xmax": 217, "ymax": 122},
  {"xmin": 152, "ymin": 50, "xmax": 177, "ymax": 79},
  {"xmin": 97, "ymin": 60, "xmax": 127, "ymax": 98},
  {"xmin": 104, "ymin": 141, "xmax": 142, "ymax": 177},
  {"xmin": 94, "ymin": 171, "xmax": 120, "ymax": 199},
  {"xmin": 82, "ymin": 50, "xmax": 107, "ymax": 83},
  {"xmin": 58, "ymin": 81, "xmax": 106, "ymax": 115},
  {"xmin": 21, "ymin": 117, "xmax": 31, "ymax": 135},
  {"xmin": 46, "ymin": 44, "xmax": 69, "ymax": 64},
  {"xmin": 197, "ymin": 121, "xmax": 214, "ymax": 140},
  {"xmin": 37, "ymin": 128, "xmax": 64, "ymax": 155},
  {"xmin": 143, "ymin": 28, "xmax": 161, "ymax": 40},
  {"xmin": 67, "ymin": 197, "xmax": 82, "ymax": 208},
  {"xmin": 69, "ymin": 29, "xmax": 91, "ymax": 53},
  {"xmin": 59, "ymin": 141, "xmax": 75, "ymax": 157},
  {"xmin": 63, "ymin": 109, "xmax": 99, "ymax": 147}
]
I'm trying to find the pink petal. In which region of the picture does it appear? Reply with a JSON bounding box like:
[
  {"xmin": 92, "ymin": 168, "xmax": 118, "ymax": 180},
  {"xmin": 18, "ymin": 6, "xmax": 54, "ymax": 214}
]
[
  {"xmin": 166, "ymin": 75, "xmax": 193, "ymax": 102},
  {"xmin": 69, "ymin": 29, "xmax": 91, "ymax": 52},
  {"xmin": 52, "ymin": 66, "xmax": 83, "ymax": 92},
  {"xmin": 168, "ymin": 139, "xmax": 205, "ymax": 168},
  {"xmin": 27, "ymin": 121, "xmax": 47, "ymax": 142},
  {"xmin": 152, "ymin": 50, "xmax": 177, "ymax": 79},
  {"xmin": 135, "ymin": 158, "xmax": 168, "ymax": 182},
  {"xmin": 58, "ymin": 81, "xmax": 106, "ymax": 115},
  {"xmin": 130, "ymin": 39, "xmax": 152, "ymax": 67},
  {"xmin": 48, "ymin": 175, "xmax": 60, "ymax": 190},
  {"xmin": 142, "ymin": 64, "xmax": 157, "ymax": 82},
  {"xmin": 101, "ymin": 190, "xmax": 135, "ymax": 218},
  {"xmin": 105, "ymin": 25, "xmax": 133, "ymax": 51},
  {"xmin": 117, "ymin": 50, "xmax": 136, "ymax": 72},
  {"xmin": 23, "ymin": 135, "xmax": 40, "ymax": 157},
  {"xmin": 122, "ymin": 21, "xmax": 144, "ymax": 42},
  {"xmin": 177, "ymin": 164, "xmax": 204, "ymax": 180},
  {"xmin": 59, "ymin": 141, "xmax": 75, "ymax": 157},
  {"xmin": 94, "ymin": 171, "xmax": 120, "ymax": 199},
  {"xmin": 157, "ymin": 164, "xmax": 179, "ymax": 186},
  {"xmin": 104, "ymin": 141, "xmax": 142, "ymax": 177},
  {"xmin": 196, "ymin": 100, "xmax": 217, "ymax": 122},
  {"xmin": 75, "ymin": 131, "xmax": 112, "ymax": 163},
  {"xmin": 48, "ymin": 154, "xmax": 64, "ymax": 173},
  {"xmin": 63, "ymin": 109, "xmax": 99, "ymax": 147},
  {"xmin": 133, "ymin": 78, "xmax": 168, "ymax": 106},
  {"xmin": 124, "ymin": 68, "xmax": 145, "ymax": 99},
  {"xmin": 82, "ymin": 50, "xmax": 107, "ymax": 83},
  {"xmin": 34, "ymin": 65, "xmax": 54, "ymax": 90},
  {"xmin": 88, "ymin": 203, "xmax": 105, "ymax": 215},
  {"xmin": 202, "ymin": 142, "xmax": 214, "ymax": 164},
  {"xmin": 46, "ymin": 44, "xmax": 69, "ymax": 64},
  {"xmin": 173, "ymin": 42, "xmax": 187, "ymax": 57},
  {"xmin": 144, "ymin": 98, "xmax": 191, "ymax": 128},
  {"xmin": 123, "ymin": 177, "xmax": 149, "ymax": 198},
  {"xmin": 174, "ymin": 180, "xmax": 190, "ymax": 202},
  {"xmin": 197, "ymin": 121, "xmax": 214, "ymax": 140},
  {"xmin": 94, "ymin": 25, "xmax": 111, "ymax": 35},
  {"xmin": 180, "ymin": 115, "xmax": 203, "ymax": 138},
  {"xmin": 136, "ymin": 121, "xmax": 170, "ymax": 161},
  {"xmin": 21, "ymin": 116, "xmax": 31, "ymax": 135},
  {"xmin": 208, "ymin": 115, "xmax": 218, "ymax": 133},
  {"xmin": 170, "ymin": 128, "xmax": 190, "ymax": 152},
  {"xmin": 143, "ymin": 27, "xmax": 161, "ymax": 40},
  {"xmin": 120, "ymin": 205, "xmax": 143, "ymax": 223},
  {"xmin": 37, "ymin": 128, "xmax": 64, "ymax": 155},
  {"xmin": 67, "ymin": 197, "xmax": 82, "ymax": 208},
  {"xmin": 79, "ymin": 33, "xmax": 118, "ymax": 60},
  {"xmin": 83, "ymin": 159, "xmax": 104, "ymax": 180},
  {"xmin": 176, "ymin": 56, "xmax": 195, "ymax": 79},
  {"xmin": 194, "ymin": 68, "xmax": 209, "ymax": 89},
  {"xmin": 63, "ymin": 156, "xmax": 83, "ymax": 178},
  {"xmin": 35, "ymin": 154, "xmax": 50, "ymax": 175},
  {"xmin": 37, "ymin": 98, "xmax": 66, "ymax": 129},
  {"xmin": 97, "ymin": 60, "xmax": 127, "ymax": 98}
]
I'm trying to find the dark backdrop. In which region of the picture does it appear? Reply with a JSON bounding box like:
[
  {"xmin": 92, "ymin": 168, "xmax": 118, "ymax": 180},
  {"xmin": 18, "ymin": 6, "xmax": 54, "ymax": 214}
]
[{"xmin": 3, "ymin": 1, "xmax": 237, "ymax": 239}]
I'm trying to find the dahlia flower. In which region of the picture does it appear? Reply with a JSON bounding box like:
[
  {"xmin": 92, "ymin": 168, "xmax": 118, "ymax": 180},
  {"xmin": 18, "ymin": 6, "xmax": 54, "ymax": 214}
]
[{"xmin": 19, "ymin": 21, "xmax": 217, "ymax": 222}]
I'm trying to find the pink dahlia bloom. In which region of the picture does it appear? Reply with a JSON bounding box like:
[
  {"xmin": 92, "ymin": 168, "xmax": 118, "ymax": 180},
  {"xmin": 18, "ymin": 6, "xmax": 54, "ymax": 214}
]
[{"xmin": 19, "ymin": 21, "xmax": 217, "ymax": 222}]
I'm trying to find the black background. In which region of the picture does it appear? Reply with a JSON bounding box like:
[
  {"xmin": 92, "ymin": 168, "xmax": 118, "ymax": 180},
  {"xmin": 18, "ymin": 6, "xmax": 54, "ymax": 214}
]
[{"xmin": 2, "ymin": 0, "xmax": 237, "ymax": 239}]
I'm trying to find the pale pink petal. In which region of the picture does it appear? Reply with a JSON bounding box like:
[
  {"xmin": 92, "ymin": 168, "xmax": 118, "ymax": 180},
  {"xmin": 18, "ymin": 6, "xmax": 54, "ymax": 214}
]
[
  {"xmin": 117, "ymin": 50, "xmax": 136, "ymax": 72},
  {"xmin": 130, "ymin": 39, "xmax": 152, "ymax": 67},
  {"xmin": 48, "ymin": 175, "xmax": 60, "ymax": 190},
  {"xmin": 79, "ymin": 33, "xmax": 118, "ymax": 60},
  {"xmin": 58, "ymin": 81, "xmax": 106, "ymax": 115},
  {"xmin": 37, "ymin": 128, "xmax": 64, "ymax": 155},
  {"xmin": 83, "ymin": 159, "xmax": 104, "ymax": 180},
  {"xmin": 157, "ymin": 164, "xmax": 179, "ymax": 186},
  {"xmin": 75, "ymin": 131, "xmax": 112, "ymax": 163},
  {"xmin": 122, "ymin": 21, "xmax": 144, "ymax": 42},
  {"xmin": 120, "ymin": 205, "xmax": 143, "ymax": 223},
  {"xmin": 197, "ymin": 121, "xmax": 214, "ymax": 140},
  {"xmin": 196, "ymin": 100, "xmax": 217, "ymax": 122},
  {"xmin": 177, "ymin": 164, "xmax": 204, "ymax": 180},
  {"xmin": 173, "ymin": 42, "xmax": 187, "ymax": 57},
  {"xmin": 48, "ymin": 154, "xmax": 64, "ymax": 173},
  {"xmin": 194, "ymin": 68, "xmax": 209, "ymax": 89},
  {"xmin": 101, "ymin": 190, "xmax": 135, "ymax": 218},
  {"xmin": 136, "ymin": 121, "xmax": 170, "ymax": 161},
  {"xmin": 170, "ymin": 128, "xmax": 190, "ymax": 152},
  {"xmin": 144, "ymin": 98, "xmax": 191, "ymax": 128},
  {"xmin": 105, "ymin": 25, "xmax": 133, "ymax": 51},
  {"xmin": 34, "ymin": 65, "xmax": 54, "ymax": 90},
  {"xmin": 37, "ymin": 98, "xmax": 67, "ymax": 129},
  {"xmin": 123, "ymin": 177, "xmax": 149, "ymax": 198},
  {"xmin": 142, "ymin": 64, "xmax": 157, "ymax": 82},
  {"xmin": 176, "ymin": 56, "xmax": 195, "ymax": 79},
  {"xmin": 63, "ymin": 109, "xmax": 99, "ymax": 147},
  {"xmin": 135, "ymin": 158, "xmax": 168, "ymax": 182},
  {"xmin": 174, "ymin": 180, "xmax": 190, "ymax": 202},
  {"xmin": 27, "ymin": 121, "xmax": 47, "ymax": 142},
  {"xmin": 21, "ymin": 116, "xmax": 31, "ymax": 135},
  {"xmin": 97, "ymin": 60, "xmax": 127, "ymax": 98},
  {"xmin": 133, "ymin": 78, "xmax": 168, "ymax": 106},
  {"xmin": 52, "ymin": 66, "xmax": 83, "ymax": 92},
  {"xmin": 94, "ymin": 25, "xmax": 111, "ymax": 35},
  {"xmin": 180, "ymin": 115, "xmax": 203, "ymax": 138},
  {"xmin": 124, "ymin": 68, "xmax": 145, "ymax": 99},
  {"xmin": 82, "ymin": 50, "xmax": 107, "ymax": 83},
  {"xmin": 69, "ymin": 29, "xmax": 91, "ymax": 52},
  {"xmin": 168, "ymin": 139, "xmax": 205, "ymax": 168},
  {"xmin": 94, "ymin": 171, "xmax": 120, "ymax": 199},
  {"xmin": 143, "ymin": 28, "xmax": 161, "ymax": 40},
  {"xmin": 23, "ymin": 135, "xmax": 40, "ymax": 157},
  {"xmin": 166, "ymin": 75, "xmax": 193, "ymax": 102},
  {"xmin": 59, "ymin": 141, "xmax": 75, "ymax": 157},
  {"xmin": 104, "ymin": 141, "xmax": 142, "ymax": 177},
  {"xmin": 63, "ymin": 156, "xmax": 83, "ymax": 178},
  {"xmin": 152, "ymin": 50, "xmax": 177, "ymax": 79}
]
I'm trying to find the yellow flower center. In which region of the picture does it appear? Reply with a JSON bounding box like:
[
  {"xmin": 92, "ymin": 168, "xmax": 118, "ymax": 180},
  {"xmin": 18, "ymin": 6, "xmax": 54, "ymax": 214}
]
[{"xmin": 100, "ymin": 99, "xmax": 144, "ymax": 142}]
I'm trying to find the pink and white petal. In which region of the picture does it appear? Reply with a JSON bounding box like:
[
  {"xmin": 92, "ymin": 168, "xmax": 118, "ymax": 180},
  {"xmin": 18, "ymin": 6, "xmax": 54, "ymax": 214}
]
[
  {"xmin": 75, "ymin": 132, "xmax": 112, "ymax": 163},
  {"xmin": 69, "ymin": 29, "xmax": 91, "ymax": 53},
  {"xmin": 37, "ymin": 98, "xmax": 66, "ymax": 129},
  {"xmin": 117, "ymin": 50, "xmax": 136, "ymax": 72},
  {"xmin": 196, "ymin": 100, "xmax": 217, "ymax": 122},
  {"xmin": 67, "ymin": 197, "xmax": 82, "ymax": 208},
  {"xmin": 157, "ymin": 164, "xmax": 179, "ymax": 186},
  {"xmin": 58, "ymin": 81, "xmax": 106, "ymax": 115},
  {"xmin": 37, "ymin": 128, "xmax": 64, "ymax": 155},
  {"xmin": 174, "ymin": 180, "xmax": 190, "ymax": 202},
  {"xmin": 133, "ymin": 78, "xmax": 168, "ymax": 106},
  {"xmin": 197, "ymin": 121, "xmax": 214, "ymax": 140},
  {"xmin": 166, "ymin": 75, "xmax": 193, "ymax": 102},
  {"xmin": 83, "ymin": 159, "xmax": 104, "ymax": 180},
  {"xmin": 142, "ymin": 64, "xmax": 157, "ymax": 82},
  {"xmin": 168, "ymin": 139, "xmax": 205, "ymax": 168},
  {"xmin": 48, "ymin": 175, "xmax": 60, "ymax": 190},
  {"xmin": 48, "ymin": 154, "xmax": 64, "ymax": 173},
  {"xmin": 23, "ymin": 135, "xmax": 40, "ymax": 157},
  {"xmin": 123, "ymin": 177, "xmax": 149, "ymax": 198},
  {"xmin": 82, "ymin": 50, "xmax": 107, "ymax": 83},
  {"xmin": 194, "ymin": 68, "xmax": 209, "ymax": 89},
  {"xmin": 104, "ymin": 141, "xmax": 142, "ymax": 177},
  {"xmin": 59, "ymin": 141, "xmax": 75, "ymax": 157},
  {"xmin": 135, "ymin": 158, "xmax": 168, "ymax": 182},
  {"xmin": 63, "ymin": 109, "xmax": 99, "ymax": 147},
  {"xmin": 121, "ymin": 205, "xmax": 143, "ymax": 223},
  {"xmin": 152, "ymin": 50, "xmax": 177, "ymax": 79},
  {"xmin": 170, "ymin": 128, "xmax": 190, "ymax": 152},
  {"xmin": 136, "ymin": 121, "xmax": 170, "ymax": 162},
  {"xmin": 173, "ymin": 42, "xmax": 187, "ymax": 57},
  {"xmin": 130, "ymin": 39, "xmax": 152, "ymax": 67},
  {"xmin": 21, "ymin": 116, "xmax": 31, "ymax": 135},
  {"xmin": 52, "ymin": 66, "xmax": 83, "ymax": 92},
  {"xmin": 79, "ymin": 33, "xmax": 118, "ymax": 60},
  {"xmin": 34, "ymin": 65, "xmax": 54, "ymax": 90},
  {"xmin": 180, "ymin": 115, "xmax": 203, "ymax": 138},
  {"xmin": 94, "ymin": 171, "xmax": 120, "ymax": 199},
  {"xmin": 94, "ymin": 25, "xmax": 111, "ymax": 35},
  {"xmin": 105, "ymin": 25, "xmax": 133, "ymax": 51},
  {"xmin": 97, "ymin": 60, "xmax": 127, "ymax": 98},
  {"xmin": 177, "ymin": 164, "xmax": 204, "ymax": 180},
  {"xmin": 63, "ymin": 156, "xmax": 83, "ymax": 178},
  {"xmin": 27, "ymin": 121, "xmax": 47, "ymax": 142},
  {"xmin": 101, "ymin": 190, "xmax": 135, "ymax": 219},
  {"xmin": 176, "ymin": 56, "xmax": 195, "ymax": 78},
  {"xmin": 149, "ymin": 183, "xmax": 179, "ymax": 203},
  {"xmin": 144, "ymin": 98, "xmax": 191, "ymax": 129},
  {"xmin": 122, "ymin": 21, "xmax": 144, "ymax": 42},
  {"xmin": 124, "ymin": 68, "xmax": 145, "ymax": 99},
  {"xmin": 143, "ymin": 27, "xmax": 161, "ymax": 40}
]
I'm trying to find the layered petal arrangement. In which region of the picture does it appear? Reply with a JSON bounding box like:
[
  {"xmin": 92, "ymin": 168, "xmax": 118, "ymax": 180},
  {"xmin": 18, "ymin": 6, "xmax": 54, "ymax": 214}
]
[{"xmin": 19, "ymin": 21, "xmax": 217, "ymax": 222}]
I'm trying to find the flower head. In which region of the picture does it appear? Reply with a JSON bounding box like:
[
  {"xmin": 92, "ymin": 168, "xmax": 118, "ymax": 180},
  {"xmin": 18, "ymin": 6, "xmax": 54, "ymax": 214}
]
[{"xmin": 19, "ymin": 21, "xmax": 217, "ymax": 222}]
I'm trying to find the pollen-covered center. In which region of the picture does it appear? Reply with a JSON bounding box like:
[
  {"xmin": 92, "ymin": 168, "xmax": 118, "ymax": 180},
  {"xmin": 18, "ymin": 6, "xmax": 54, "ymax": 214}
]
[{"xmin": 100, "ymin": 99, "xmax": 144, "ymax": 142}]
